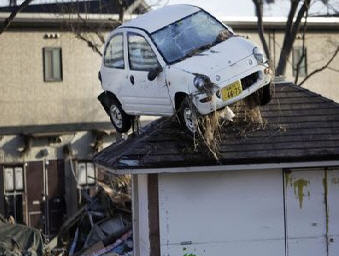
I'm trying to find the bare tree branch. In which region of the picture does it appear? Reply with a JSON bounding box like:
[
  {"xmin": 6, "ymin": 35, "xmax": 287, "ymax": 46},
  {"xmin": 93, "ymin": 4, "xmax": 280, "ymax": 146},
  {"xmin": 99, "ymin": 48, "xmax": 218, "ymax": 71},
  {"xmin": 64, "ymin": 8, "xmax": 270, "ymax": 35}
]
[
  {"xmin": 276, "ymin": 0, "xmax": 311, "ymax": 76},
  {"xmin": 125, "ymin": 0, "xmax": 145, "ymax": 15},
  {"xmin": 0, "ymin": 0, "xmax": 34, "ymax": 35},
  {"xmin": 76, "ymin": 33, "xmax": 103, "ymax": 56},
  {"xmin": 294, "ymin": 6, "xmax": 309, "ymax": 84},
  {"xmin": 252, "ymin": 0, "xmax": 270, "ymax": 61},
  {"xmin": 328, "ymin": 66, "xmax": 339, "ymax": 73},
  {"xmin": 298, "ymin": 46, "xmax": 339, "ymax": 86}
]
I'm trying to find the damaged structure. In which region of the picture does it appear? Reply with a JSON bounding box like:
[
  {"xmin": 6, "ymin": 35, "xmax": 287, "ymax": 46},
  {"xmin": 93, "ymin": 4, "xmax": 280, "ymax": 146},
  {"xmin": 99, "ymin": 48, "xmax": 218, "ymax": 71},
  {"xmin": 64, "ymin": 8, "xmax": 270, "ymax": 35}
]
[
  {"xmin": 94, "ymin": 83, "xmax": 339, "ymax": 256},
  {"xmin": 0, "ymin": 0, "xmax": 149, "ymax": 239}
]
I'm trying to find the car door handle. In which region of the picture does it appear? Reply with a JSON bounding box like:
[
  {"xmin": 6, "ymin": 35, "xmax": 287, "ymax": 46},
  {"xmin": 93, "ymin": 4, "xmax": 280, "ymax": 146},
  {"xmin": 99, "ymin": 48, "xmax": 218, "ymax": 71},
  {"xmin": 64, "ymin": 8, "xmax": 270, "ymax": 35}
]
[{"xmin": 130, "ymin": 75, "xmax": 134, "ymax": 85}]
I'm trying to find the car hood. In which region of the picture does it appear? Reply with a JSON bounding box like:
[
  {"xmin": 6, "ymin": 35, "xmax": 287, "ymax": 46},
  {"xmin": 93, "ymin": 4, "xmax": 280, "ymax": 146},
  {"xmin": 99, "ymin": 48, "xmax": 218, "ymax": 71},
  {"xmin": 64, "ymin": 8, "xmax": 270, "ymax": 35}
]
[{"xmin": 171, "ymin": 36, "xmax": 257, "ymax": 79}]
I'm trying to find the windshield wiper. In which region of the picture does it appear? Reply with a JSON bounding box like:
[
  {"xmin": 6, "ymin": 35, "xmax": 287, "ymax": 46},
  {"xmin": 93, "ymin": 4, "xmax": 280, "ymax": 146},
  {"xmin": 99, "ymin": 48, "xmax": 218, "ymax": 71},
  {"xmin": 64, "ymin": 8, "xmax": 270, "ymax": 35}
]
[{"xmin": 185, "ymin": 43, "xmax": 213, "ymax": 58}]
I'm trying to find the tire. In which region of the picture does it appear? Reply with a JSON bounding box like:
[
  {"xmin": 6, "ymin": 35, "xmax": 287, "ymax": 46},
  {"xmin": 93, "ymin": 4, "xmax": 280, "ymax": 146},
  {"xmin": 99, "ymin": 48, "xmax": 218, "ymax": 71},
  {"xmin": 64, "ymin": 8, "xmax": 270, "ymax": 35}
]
[
  {"xmin": 178, "ymin": 96, "xmax": 198, "ymax": 135},
  {"xmin": 246, "ymin": 83, "xmax": 273, "ymax": 108},
  {"xmin": 108, "ymin": 100, "xmax": 132, "ymax": 133},
  {"xmin": 259, "ymin": 82, "xmax": 273, "ymax": 106}
]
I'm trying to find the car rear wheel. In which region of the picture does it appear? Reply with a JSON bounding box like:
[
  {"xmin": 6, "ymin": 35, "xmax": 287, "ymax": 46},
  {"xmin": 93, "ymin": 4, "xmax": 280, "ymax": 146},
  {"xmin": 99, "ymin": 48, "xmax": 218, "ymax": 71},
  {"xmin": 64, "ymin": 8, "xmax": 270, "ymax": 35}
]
[
  {"xmin": 178, "ymin": 97, "xmax": 198, "ymax": 135},
  {"xmin": 108, "ymin": 100, "xmax": 132, "ymax": 133}
]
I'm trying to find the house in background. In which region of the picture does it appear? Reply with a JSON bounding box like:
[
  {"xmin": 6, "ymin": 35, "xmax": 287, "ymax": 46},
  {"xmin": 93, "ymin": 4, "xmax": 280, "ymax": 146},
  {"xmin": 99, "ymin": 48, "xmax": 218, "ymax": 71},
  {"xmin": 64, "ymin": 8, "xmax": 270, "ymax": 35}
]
[
  {"xmin": 221, "ymin": 16, "xmax": 339, "ymax": 103},
  {"xmin": 0, "ymin": 0, "xmax": 149, "ymax": 239},
  {"xmin": 94, "ymin": 83, "xmax": 339, "ymax": 256}
]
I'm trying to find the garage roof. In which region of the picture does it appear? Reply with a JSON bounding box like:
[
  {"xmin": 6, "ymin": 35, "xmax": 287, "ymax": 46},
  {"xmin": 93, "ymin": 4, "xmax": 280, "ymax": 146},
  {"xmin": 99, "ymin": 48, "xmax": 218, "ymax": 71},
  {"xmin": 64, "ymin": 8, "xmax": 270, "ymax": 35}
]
[{"xmin": 93, "ymin": 83, "xmax": 339, "ymax": 172}]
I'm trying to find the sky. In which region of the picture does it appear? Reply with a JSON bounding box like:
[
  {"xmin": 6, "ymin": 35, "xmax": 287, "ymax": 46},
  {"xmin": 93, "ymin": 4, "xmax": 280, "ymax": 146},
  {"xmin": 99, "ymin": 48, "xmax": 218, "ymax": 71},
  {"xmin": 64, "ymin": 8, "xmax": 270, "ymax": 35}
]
[{"xmin": 0, "ymin": 0, "xmax": 338, "ymax": 17}]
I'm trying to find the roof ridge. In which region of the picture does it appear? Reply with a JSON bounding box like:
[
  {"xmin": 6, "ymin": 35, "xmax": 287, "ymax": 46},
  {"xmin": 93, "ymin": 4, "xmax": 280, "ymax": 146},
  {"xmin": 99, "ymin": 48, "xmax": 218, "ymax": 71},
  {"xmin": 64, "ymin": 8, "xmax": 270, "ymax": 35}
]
[{"xmin": 289, "ymin": 83, "xmax": 339, "ymax": 106}]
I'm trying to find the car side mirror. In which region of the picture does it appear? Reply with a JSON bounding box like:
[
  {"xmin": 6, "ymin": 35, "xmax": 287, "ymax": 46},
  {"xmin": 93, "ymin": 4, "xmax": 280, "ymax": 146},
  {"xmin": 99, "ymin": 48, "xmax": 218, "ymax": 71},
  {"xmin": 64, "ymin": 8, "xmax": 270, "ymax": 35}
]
[{"xmin": 147, "ymin": 66, "xmax": 163, "ymax": 81}]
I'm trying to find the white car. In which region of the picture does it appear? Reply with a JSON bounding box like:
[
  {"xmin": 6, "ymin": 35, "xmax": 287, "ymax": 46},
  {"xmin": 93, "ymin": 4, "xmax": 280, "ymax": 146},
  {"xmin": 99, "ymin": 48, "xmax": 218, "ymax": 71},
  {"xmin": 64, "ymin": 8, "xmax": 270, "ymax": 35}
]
[{"xmin": 98, "ymin": 4, "xmax": 272, "ymax": 133}]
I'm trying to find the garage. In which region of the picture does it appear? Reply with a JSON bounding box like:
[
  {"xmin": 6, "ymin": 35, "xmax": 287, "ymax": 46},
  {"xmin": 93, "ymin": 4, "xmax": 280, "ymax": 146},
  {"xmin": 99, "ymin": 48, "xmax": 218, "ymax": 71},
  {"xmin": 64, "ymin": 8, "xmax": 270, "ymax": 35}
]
[
  {"xmin": 156, "ymin": 168, "xmax": 339, "ymax": 256},
  {"xmin": 93, "ymin": 83, "xmax": 339, "ymax": 256}
]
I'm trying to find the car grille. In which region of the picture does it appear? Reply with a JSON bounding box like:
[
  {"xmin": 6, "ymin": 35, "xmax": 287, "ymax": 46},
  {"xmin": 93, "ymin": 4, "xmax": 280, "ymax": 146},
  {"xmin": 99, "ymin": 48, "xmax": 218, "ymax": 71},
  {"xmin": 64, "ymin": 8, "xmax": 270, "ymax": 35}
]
[{"xmin": 241, "ymin": 72, "xmax": 259, "ymax": 90}]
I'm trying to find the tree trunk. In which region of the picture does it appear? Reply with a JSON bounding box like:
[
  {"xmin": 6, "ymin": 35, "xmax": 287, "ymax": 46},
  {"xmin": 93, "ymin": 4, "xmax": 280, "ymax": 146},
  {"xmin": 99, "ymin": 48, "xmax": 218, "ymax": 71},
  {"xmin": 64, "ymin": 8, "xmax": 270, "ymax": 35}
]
[
  {"xmin": 276, "ymin": 0, "xmax": 310, "ymax": 76},
  {"xmin": 0, "ymin": 0, "xmax": 34, "ymax": 35},
  {"xmin": 252, "ymin": 0, "xmax": 270, "ymax": 61}
]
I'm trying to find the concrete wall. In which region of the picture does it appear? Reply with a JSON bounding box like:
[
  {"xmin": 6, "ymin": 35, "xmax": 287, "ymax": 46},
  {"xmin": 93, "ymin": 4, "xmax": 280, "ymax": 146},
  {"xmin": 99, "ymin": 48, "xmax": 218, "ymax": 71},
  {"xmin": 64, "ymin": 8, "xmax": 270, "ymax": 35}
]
[
  {"xmin": 0, "ymin": 30, "xmax": 108, "ymax": 127},
  {"xmin": 235, "ymin": 29, "xmax": 339, "ymax": 102}
]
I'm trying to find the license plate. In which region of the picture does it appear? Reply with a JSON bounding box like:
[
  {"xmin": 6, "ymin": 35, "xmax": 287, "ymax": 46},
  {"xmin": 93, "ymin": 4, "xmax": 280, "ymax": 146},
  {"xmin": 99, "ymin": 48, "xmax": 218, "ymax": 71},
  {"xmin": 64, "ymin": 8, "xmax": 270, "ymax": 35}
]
[{"xmin": 221, "ymin": 80, "xmax": 243, "ymax": 101}]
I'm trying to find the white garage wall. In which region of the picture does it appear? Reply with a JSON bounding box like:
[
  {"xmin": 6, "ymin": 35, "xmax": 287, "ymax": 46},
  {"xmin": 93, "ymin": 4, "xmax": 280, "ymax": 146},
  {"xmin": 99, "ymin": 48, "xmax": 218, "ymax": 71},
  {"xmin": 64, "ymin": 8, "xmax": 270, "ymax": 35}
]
[
  {"xmin": 137, "ymin": 174, "xmax": 150, "ymax": 256},
  {"xmin": 284, "ymin": 169, "xmax": 327, "ymax": 256},
  {"xmin": 158, "ymin": 170, "xmax": 285, "ymax": 256},
  {"xmin": 327, "ymin": 168, "xmax": 339, "ymax": 256}
]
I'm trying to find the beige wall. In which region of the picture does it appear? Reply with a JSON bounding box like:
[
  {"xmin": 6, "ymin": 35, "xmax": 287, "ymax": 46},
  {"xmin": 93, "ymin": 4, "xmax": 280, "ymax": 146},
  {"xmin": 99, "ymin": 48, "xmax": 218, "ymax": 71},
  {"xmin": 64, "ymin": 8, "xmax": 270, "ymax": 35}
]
[
  {"xmin": 0, "ymin": 30, "xmax": 108, "ymax": 127},
  {"xmin": 236, "ymin": 29, "xmax": 339, "ymax": 102},
  {"xmin": 1, "ymin": 27, "xmax": 338, "ymax": 128}
]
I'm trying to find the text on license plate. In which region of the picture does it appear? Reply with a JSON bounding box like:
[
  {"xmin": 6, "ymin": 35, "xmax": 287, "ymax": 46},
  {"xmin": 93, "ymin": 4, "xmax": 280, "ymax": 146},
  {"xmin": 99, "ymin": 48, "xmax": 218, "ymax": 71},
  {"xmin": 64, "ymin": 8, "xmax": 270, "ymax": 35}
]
[{"xmin": 221, "ymin": 80, "xmax": 243, "ymax": 101}]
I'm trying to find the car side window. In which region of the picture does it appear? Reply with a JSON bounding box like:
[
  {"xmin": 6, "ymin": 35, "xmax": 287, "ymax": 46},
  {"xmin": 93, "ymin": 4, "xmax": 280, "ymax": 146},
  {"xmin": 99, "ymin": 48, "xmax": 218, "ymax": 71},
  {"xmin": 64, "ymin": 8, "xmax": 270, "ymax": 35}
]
[
  {"xmin": 128, "ymin": 33, "xmax": 159, "ymax": 71},
  {"xmin": 104, "ymin": 34, "xmax": 124, "ymax": 69}
]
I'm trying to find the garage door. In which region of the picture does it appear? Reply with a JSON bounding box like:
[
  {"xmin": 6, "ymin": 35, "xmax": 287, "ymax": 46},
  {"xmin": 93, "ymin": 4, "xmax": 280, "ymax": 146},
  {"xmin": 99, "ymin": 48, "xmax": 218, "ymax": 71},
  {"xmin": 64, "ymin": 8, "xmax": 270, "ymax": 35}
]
[
  {"xmin": 158, "ymin": 170, "xmax": 285, "ymax": 256},
  {"xmin": 327, "ymin": 168, "xmax": 339, "ymax": 255},
  {"xmin": 285, "ymin": 168, "xmax": 339, "ymax": 256},
  {"xmin": 284, "ymin": 169, "xmax": 327, "ymax": 256}
]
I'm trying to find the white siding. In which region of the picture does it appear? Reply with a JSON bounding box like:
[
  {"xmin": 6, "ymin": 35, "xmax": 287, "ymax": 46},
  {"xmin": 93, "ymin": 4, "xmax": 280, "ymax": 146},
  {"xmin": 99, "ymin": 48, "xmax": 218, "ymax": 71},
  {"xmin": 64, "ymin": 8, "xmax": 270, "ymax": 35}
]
[
  {"xmin": 327, "ymin": 168, "xmax": 339, "ymax": 256},
  {"xmin": 137, "ymin": 174, "xmax": 150, "ymax": 256},
  {"xmin": 284, "ymin": 169, "xmax": 327, "ymax": 256},
  {"xmin": 158, "ymin": 170, "xmax": 285, "ymax": 256}
]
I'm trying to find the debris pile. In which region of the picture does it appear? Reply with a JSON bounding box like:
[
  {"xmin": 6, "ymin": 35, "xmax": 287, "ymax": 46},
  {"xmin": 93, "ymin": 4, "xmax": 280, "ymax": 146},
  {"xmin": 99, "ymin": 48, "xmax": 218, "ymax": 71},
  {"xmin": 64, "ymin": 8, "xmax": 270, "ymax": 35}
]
[
  {"xmin": 51, "ymin": 176, "xmax": 133, "ymax": 256},
  {"xmin": 0, "ymin": 216, "xmax": 44, "ymax": 256},
  {"xmin": 194, "ymin": 98, "xmax": 265, "ymax": 159}
]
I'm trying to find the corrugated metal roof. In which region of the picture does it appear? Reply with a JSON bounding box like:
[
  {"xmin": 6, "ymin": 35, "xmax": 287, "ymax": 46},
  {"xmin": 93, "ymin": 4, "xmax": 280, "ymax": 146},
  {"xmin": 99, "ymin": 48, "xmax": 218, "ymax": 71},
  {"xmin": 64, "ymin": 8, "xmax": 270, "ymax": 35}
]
[{"xmin": 93, "ymin": 83, "xmax": 339, "ymax": 171}]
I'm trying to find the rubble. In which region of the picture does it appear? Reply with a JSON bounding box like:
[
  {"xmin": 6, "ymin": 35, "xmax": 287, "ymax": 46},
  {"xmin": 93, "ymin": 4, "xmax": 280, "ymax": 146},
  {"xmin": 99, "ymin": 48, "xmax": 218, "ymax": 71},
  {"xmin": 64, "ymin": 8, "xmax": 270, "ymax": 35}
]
[
  {"xmin": 49, "ymin": 175, "xmax": 133, "ymax": 256},
  {"xmin": 0, "ymin": 216, "xmax": 44, "ymax": 256}
]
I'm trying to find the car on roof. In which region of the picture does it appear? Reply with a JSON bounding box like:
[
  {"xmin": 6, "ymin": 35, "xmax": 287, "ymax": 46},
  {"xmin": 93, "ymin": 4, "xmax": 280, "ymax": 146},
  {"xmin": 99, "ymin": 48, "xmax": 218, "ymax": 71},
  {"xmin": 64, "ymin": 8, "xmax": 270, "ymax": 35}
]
[{"xmin": 98, "ymin": 4, "xmax": 273, "ymax": 134}]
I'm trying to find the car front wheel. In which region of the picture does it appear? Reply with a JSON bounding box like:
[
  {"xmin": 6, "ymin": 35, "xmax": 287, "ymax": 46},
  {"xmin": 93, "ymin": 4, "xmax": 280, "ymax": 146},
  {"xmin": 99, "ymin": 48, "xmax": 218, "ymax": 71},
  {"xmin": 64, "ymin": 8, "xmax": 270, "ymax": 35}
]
[
  {"xmin": 178, "ymin": 97, "xmax": 198, "ymax": 135},
  {"xmin": 108, "ymin": 100, "xmax": 132, "ymax": 133}
]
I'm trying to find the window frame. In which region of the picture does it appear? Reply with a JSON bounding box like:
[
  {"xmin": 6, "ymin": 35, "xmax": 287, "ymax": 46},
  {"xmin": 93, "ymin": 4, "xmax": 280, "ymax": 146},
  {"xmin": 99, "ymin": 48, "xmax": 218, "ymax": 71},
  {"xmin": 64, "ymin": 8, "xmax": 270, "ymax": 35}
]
[
  {"xmin": 43, "ymin": 47, "xmax": 63, "ymax": 82},
  {"xmin": 292, "ymin": 46, "xmax": 308, "ymax": 77},
  {"xmin": 103, "ymin": 32, "xmax": 125, "ymax": 69},
  {"xmin": 127, "ymin": 32, "xmax": 160, "ymax": 72},
  {"xmin": 77, "ymin": 161, "xmax": 97, "ymax": 188},
  {"xmin": 3, "ymin": 165, "xmax": 24, "ymax": 194}
]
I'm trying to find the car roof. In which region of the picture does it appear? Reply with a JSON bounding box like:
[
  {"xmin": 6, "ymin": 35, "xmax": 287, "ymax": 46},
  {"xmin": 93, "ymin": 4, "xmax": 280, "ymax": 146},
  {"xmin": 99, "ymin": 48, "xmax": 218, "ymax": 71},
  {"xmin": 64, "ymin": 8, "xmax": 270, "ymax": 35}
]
[{"xmin": 120, "ymin": 4, "xmax": 200, "ymax": 33}]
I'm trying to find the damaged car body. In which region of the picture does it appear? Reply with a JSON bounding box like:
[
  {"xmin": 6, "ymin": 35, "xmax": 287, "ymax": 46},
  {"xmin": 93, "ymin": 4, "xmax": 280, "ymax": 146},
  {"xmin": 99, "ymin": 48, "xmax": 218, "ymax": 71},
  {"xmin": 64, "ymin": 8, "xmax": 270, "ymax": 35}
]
[{"xmin": 98, "ymin": 4, "xmax": 273, "ymax": 133}]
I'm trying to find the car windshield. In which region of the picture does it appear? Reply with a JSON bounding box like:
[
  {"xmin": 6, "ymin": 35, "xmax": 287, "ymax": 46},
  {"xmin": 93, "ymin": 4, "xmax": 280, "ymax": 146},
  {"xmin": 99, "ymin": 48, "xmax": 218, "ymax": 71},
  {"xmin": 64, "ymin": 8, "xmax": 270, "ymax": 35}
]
[{"xmin": 151, "ymin": 10, "xmax": 232, "ymax": 64}]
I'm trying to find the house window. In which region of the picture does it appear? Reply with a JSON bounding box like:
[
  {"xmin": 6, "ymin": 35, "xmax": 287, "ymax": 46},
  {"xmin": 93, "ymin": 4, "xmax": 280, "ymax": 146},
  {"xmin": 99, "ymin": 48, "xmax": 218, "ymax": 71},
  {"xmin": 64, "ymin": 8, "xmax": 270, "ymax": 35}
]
[
  {"xmin": 77, "ymin": 162, "xmax": 96, "ymax": 186},
  {"xmin": 292, "ymin": 47, "xmax": 307, "ymax": 77},
  {"xmin": 4, "ymin": 166, "xmax": 24, "ymax": 192},
  {"xmin": 43, "ymin": 48, "xmax": 62, "ymax": 82},
  {"xmin": 128, "ymin": 33, "xmax": 159, "ymax": 71},
  {"xmin": 3, "ymin": 166, "xmax": 24, "ymax": 224},
  {"xmin": 104, "ymin": 34, "xmax": 124, "ymax": 69}
]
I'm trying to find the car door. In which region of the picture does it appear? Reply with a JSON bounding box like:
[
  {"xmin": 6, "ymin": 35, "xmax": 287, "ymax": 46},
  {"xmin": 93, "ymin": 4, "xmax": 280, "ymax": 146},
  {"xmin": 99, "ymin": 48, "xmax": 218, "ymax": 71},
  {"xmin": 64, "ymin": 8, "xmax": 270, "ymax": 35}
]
[
  {"xmin": 100, "ymin": 31, "xmax": 127, "ymax": 104},
  {"xmin": 123, "ymin": 31, "xmax": 172, "ymax": 115}
]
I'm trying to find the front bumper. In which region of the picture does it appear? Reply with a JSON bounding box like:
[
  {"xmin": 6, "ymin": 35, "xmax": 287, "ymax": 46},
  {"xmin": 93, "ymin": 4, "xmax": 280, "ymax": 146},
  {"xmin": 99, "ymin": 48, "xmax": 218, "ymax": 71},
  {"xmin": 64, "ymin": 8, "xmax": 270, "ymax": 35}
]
[{"xmin": 193, "ymin": 68, "xmax": 271, "ymax": 115}]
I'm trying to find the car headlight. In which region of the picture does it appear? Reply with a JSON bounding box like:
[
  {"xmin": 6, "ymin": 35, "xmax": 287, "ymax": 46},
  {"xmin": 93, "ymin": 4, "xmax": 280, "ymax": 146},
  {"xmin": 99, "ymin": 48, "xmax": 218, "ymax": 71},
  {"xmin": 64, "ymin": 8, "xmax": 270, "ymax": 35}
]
[
  {"xmin": 193, "ymin": 75, "xmax": 209, "ymax": 90},
  {"xmin": 253, "ymin": 47, "xmax": 264, "ymax": 64}
]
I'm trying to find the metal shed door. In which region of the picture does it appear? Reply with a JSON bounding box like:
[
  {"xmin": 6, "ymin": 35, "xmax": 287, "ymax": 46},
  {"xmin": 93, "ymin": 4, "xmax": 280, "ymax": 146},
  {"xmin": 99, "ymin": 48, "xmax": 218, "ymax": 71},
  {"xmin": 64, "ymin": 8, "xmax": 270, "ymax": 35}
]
[
  {"xmin": 284, "ymin": 169, "xmax": 327, "ymax": 256},
  {"xmin": 158, "ymin": 170, "xmax": 285, "ymax": 256},
  {"xmin": 327, "ymin": 169, "xmax": 339, "ymax": 255}
]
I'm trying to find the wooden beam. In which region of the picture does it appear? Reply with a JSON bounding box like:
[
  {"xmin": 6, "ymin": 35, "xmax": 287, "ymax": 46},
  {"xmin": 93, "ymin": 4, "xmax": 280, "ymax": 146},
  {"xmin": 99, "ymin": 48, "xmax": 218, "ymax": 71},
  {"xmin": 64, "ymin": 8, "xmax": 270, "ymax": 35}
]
[{"xmin": 148, "ymin": 174, "xmax": 160, "ymax": 256}]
